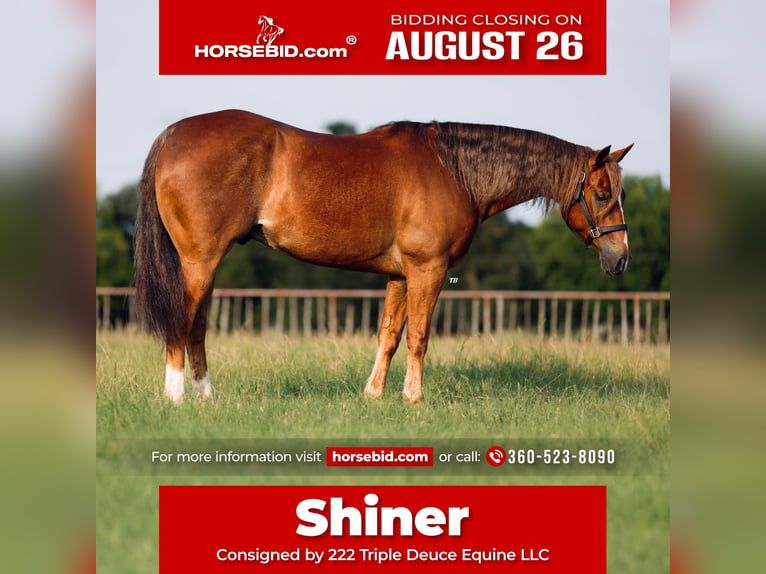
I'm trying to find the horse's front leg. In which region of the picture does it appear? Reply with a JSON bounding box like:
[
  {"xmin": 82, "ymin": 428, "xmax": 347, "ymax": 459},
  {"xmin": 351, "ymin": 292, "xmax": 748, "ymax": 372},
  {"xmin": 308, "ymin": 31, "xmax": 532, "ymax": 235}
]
[
  {"xmin": 401, "ymin": 263, "xmax": 447, "ymax": 403},
  {"xmin": 364, "ymin": 277, "xmax": 408, "ymax": 399}
]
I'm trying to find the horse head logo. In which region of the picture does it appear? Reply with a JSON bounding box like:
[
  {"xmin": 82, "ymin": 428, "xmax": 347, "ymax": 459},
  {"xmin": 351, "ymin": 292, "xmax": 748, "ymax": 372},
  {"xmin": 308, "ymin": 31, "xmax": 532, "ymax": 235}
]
[{"xmin": 257, "ymin": 15, "xmax": 284, "ymax": 46}]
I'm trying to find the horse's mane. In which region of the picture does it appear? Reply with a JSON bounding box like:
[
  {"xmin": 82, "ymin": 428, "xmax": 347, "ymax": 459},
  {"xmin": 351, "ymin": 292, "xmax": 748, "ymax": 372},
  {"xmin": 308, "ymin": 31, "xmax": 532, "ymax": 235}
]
[{"xmin": 387, "ymin": 121, "xmax": 593, "ymax": 212}]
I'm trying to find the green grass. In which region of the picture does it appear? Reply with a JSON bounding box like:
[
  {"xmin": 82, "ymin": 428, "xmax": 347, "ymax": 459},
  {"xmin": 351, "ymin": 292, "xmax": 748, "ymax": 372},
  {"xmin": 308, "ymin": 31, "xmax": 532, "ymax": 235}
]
[
  {"xmin": 97, "ymin": 331, "xmax": 668, "ymax": 439},
  {"xmin": 97, "ymin": 331, "xmax": 669, "ymax": 573}
]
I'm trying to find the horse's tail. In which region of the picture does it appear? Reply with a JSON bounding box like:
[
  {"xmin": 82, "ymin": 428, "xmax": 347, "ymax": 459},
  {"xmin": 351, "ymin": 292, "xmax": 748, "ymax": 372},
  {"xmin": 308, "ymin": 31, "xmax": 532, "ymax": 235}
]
[{"xmin": 134, "ymin": 126, "xmax": 186, "ymax": 345}]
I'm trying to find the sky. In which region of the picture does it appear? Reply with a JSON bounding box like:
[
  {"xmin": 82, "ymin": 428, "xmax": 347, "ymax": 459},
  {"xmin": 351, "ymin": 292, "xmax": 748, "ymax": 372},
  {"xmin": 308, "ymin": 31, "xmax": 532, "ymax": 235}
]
[{"xmin": 95, "ymin": 1, "xmax": 670, "ymax": 224}]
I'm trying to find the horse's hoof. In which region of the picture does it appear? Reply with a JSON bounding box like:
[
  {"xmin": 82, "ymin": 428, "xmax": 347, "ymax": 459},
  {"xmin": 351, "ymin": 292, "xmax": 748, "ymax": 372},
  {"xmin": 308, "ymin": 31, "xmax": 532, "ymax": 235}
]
[
  {"xmin": 402, "ymin": 392, "xmax": 422, "ymax": 404},
  {"xmin": 192, "ymin": 375, "xmax": 214, "ymax": 401},
  {"xmin": 364, "ymin": 387, "xmax": 383, "ymax": 400},
  {"xmin": 164, "ymin": 391, "xmax": 184, "ymax": 404}
]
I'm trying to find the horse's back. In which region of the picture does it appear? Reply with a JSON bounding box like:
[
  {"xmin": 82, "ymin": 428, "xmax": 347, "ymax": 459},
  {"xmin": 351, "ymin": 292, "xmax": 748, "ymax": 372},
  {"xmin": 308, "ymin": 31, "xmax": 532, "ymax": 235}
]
[
  {"xmin": 163, "ymin": 109, "xmax": 283, "ymax": 150},
  {"xmin": 152, "ymin": 110, "xmax": 282, "ymax": 258},
  {"xmin": 151, "ymin": 111, "xmax": 474, "ymax": 273}
]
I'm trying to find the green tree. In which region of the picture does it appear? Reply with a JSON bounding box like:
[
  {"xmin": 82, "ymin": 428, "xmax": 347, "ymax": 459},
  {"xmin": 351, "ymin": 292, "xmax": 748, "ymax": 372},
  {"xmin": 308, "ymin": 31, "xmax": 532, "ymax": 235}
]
[
  {"xmin": 451, "ymin": 215, "xmax": 538, "ymax": 289},
  {"xmin": 96, "ymin": 227, "xmax": 133, "ymax": 286},
  {"xmin": 325, "ymin": 121, "xmax": 357, "ymax": 135},
  {"xmin": 530, "ymin": 175, "xmax": 669, "ymax": 291},
  {"xmin": 96, "ymin": 184, "xmax": 138, "ymax": 238},
  {"xmin": 96, "ymin": 184, "xmax": 138, "ymax": 286}
]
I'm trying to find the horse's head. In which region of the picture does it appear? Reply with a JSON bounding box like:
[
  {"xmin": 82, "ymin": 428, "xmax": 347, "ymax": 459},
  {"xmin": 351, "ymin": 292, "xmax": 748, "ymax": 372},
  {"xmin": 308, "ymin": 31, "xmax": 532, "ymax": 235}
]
[{"xmin": 564, "ymin": 144, "xmax": 634, "ymax": 276}]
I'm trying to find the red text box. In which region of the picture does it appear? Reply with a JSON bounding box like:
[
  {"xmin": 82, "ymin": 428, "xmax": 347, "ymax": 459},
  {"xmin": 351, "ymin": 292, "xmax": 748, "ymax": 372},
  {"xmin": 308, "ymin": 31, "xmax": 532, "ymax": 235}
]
[
  {"xmin": 159, "ymin": 0, "xmax": 606, "ymax": 75},
  {"xmin": 159, "ymin": 485, "xmax": 606, "ymax": 572}
]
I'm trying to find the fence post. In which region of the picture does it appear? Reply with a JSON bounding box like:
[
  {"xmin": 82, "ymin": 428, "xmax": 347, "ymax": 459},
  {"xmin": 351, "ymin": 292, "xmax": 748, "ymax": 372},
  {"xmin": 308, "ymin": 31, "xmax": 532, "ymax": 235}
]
[
  {"xmin": 220, "ymin": 297, "xmax": 231, "ymax": 333},
  {"xmin": 537, "ymin": 299, "xmax": 546, "ymax": 338},
  {"xmin": 362, "ymin": 298, "xmax": 371, "ymax": 337},
  {"xmin": 509, "ymin": 300, "xmax": 518, "ymax": 331},
  {"xmin": 317, "ymin": 297, "xmax": 327, "ymax": 335},
  {"xmin": 289, "ymin": 297, "xmax": 299, "ymax": 336},
  {"xmin": 606, "ymin": 304, "xmax": 614, "ymax": 343},
  {"xmin": 443, "ymin": 299, "xmax": 453, "ymax": 337},
  {"xmin": 550, "ymin": 298, "xmax": 559, "ymax": 338},
  {"xmin": 564, "ymin": 300, "xmax": 573, "ymax": 340},
  {"xmin": 344, "ymin": 303, "xmax": 355, "ymax": 336},
  {"xmin": 261, "ymin": 296, "xmax": 270, "ymax": 333},
  {"xmin": 483, "ymin": 296, "xmax": 491, "ymax": 336},
  {"xmin": 620, "ymin": 299, "xmax": 628, "ymax": 344},
  {"xmin": 523, "ymin": 299, "xmax": 532, "ymax": 331},
  {"xmin": 457, "ymin": 300, "xmax": 467, "ymax": 334},
  {"xmin": 592, "ymin": 300, "xmax": 601, "ymax": 343},
  {"xmin": 645, "ymin": 300, "xmax": 653, "ymax": 344},
  {"xmin": 275, "ymin": 298, "xmax": 285, "ymax": 334},
  {"xmin": 328, "ymin": 296, "xmax": 337, "ymax": 336},
  {"xmin": 633, "ymin": 296, "xmax": 641, "ymax": 344},
  {"xmin": 580, "ymin": 300, "xmax": 589, "ymax": 342},
  {"xmin": 471, "ymin": 299, "xmax": 480, "ymax": 336},
  {"xmin": 103, "ymin": 295, "xmax": 111, "ymax": 331},
  {"xmin": 232, "ymin": 297, "xmax": 243, "ymax": 330},
  {"xmin": 244, "ymin": 298, "xmax": 254, "ymax": 331},
  {"xmin": 658, "ymin": 300, "xmax": 668, "ymax": 344},
  {"xmin": 303, "ymin": 297, "xmax": 313, "ymax": 337},
  {"xmin": 209, "ymin": 296, "xmax": 221, "ymax": 332}
]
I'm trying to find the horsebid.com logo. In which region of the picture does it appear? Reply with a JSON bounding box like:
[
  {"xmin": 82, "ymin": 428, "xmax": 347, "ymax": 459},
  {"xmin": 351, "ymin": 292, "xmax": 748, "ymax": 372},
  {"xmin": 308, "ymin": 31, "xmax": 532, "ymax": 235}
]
[
  {"xmin": 194, "ymin": 14, "xmax": 352, "ymax": 59},
  {"xmin": 256, "ymin": 15, "xmax": 283, "ymax": 46}
]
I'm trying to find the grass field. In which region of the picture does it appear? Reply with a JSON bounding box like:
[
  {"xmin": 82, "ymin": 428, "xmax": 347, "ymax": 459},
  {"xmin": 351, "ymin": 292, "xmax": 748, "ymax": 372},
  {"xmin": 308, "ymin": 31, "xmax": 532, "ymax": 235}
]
[{"xmin": 97, "ymin": 331, "xmax": 669, "ymax": 573}]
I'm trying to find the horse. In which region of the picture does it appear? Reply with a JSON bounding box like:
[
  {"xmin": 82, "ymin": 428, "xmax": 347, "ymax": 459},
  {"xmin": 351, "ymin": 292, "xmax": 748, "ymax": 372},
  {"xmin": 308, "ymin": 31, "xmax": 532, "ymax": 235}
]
[
  {"xmin": 256, "ymin": 15, "xmax": 284, "ymax": 46},
  {"xmin": 134, "ymin": 110, "xmax": 632, "ymax": 404}
]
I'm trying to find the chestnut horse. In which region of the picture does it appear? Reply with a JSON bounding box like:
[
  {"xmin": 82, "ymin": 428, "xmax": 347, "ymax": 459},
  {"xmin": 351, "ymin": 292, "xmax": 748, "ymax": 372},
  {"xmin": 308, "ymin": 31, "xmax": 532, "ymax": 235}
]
[{"xmin": 135, "ymin": 110, "xmax": 632, "ymax": 403}]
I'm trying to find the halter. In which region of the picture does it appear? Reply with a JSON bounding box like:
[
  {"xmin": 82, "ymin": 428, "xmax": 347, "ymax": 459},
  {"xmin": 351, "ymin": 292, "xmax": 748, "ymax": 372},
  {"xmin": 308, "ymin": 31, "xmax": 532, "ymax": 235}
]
[{"xmin": 568, "ymin": 171, "xmax": 628, "ymax": 247}]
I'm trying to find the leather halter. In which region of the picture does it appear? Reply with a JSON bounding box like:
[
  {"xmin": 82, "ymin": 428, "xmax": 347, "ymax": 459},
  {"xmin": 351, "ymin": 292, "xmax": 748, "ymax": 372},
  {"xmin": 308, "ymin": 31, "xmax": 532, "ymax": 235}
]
[{"xmin": 568, "ymin": 172, "xmax": 628, "ymax": 247}]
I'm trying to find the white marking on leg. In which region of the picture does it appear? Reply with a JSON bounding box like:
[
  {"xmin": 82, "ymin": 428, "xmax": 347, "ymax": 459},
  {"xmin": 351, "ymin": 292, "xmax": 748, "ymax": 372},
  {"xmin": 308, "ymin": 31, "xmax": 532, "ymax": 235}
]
[
  {"xmin": 192, "ymin": 372, "xmax": 214, "ymax": 400},
  {"xmin": 402, "ymin": 361, "xmax": 423, "ymax": 404},
  {"xmin": 164, "ymin": 365, "xmax": 185, "ymax": 403},
  {"xmin": 364, "ymin": 347, "xmax": 388, "ymax": 399}
]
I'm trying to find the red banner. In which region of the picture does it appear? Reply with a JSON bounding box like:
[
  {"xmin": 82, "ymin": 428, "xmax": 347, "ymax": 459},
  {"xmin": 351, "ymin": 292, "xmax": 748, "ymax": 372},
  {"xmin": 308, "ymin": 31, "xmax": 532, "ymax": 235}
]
[
  {"xmin": 159, "ymin": 0, "xmax": 606, "ymax": 75},
  {"xmin": 159, "ymin": 485, "xmax": 606, "ymax": 572}
]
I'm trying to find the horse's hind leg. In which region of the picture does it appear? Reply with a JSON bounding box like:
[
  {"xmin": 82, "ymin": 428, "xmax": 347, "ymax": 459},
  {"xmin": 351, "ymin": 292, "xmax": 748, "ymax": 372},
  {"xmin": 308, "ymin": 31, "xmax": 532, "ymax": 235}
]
[
  {"xmin": 181, "ymin": 260, "xmax": 219, "ymax": 401},
  {"xmin": 188, "ymin": 285, "xmax": 214, "ymax": 399},
  {"xmin": 164, "ymin": 259, "xmax": 219, "ymax": 402},
  {"xmin": 164, "ymin": 344, "xmax": 186, "ymax": 403},
  {"xmin": 364, "ymin": 277, "xmax": 407, "ymax": 399}
]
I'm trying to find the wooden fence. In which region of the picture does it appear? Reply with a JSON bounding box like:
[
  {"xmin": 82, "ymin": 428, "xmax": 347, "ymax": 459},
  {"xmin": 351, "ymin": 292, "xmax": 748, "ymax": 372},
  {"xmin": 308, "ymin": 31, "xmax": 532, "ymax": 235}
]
[{"xmin": 96, "ymin": 287, "xmax": 670, "ymax": 344}]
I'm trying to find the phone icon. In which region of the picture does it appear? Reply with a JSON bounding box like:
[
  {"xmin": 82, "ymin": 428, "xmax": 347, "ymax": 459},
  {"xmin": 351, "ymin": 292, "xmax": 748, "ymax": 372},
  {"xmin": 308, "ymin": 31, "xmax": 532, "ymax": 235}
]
[{"xmin": 486, "ymin": 446, "xmax": 506, "ymax": 466}]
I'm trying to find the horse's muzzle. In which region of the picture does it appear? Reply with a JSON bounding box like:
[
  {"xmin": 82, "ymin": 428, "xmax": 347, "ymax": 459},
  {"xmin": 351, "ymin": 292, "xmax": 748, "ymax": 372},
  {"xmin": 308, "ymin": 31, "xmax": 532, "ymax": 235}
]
[{"xmin": 601, "ymin": 253, "xmax": 631, "ymax": 276}]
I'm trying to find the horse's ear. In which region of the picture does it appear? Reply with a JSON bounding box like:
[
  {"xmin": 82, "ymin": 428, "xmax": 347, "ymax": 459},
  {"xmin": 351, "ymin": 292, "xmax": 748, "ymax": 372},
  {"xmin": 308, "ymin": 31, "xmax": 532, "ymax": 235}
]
[
  {"xmin": 610, "ymin": 144, "xmax": 634, "ymax": 164},
  {"xmin": 589, "ymin": 146, "xmax": 612, "ymax": 168}
]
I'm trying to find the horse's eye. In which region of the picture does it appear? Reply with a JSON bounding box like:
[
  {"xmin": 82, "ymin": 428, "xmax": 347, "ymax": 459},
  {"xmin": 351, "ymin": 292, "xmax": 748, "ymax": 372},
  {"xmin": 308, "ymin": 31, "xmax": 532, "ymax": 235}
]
[{"xmin": 595, "ymin": 191, "xmax": 610, "ymax": 203}]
